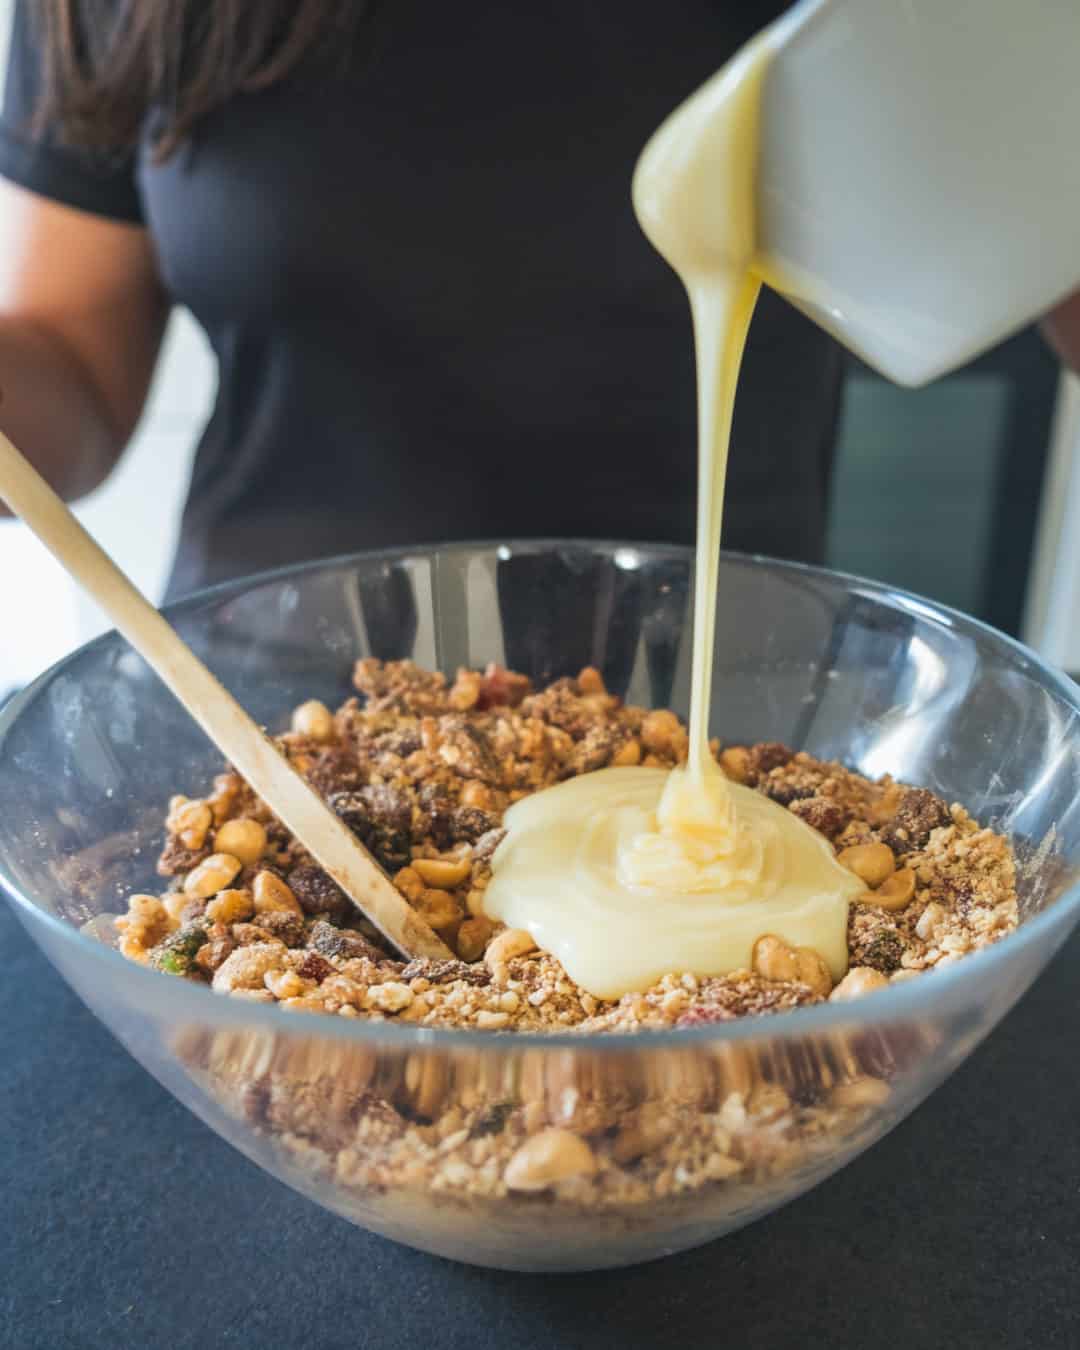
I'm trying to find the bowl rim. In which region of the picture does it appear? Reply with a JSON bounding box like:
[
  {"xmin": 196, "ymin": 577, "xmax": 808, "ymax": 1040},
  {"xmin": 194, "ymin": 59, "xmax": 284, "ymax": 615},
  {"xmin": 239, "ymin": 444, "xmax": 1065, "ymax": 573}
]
[{"xmin": 2, "ymin": 538, "xmax": 1079, "ymax": 1054}]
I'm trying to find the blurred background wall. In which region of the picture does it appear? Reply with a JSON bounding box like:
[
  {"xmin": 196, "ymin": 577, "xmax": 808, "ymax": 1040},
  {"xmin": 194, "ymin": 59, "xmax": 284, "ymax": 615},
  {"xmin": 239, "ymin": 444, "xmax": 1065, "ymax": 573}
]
[{"xmin": 2, "ymin": 0, "xmax": 1078, "ymax": 690}]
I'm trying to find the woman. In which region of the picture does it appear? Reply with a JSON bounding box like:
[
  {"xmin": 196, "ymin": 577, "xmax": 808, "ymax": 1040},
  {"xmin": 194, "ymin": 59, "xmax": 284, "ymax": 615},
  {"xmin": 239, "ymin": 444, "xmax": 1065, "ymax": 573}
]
[
  {"xmin": 5, "ymin": 1, "xmax": 1079, "ymax": 604},
  {"xmin": 0, "ymin": 0, "xmax": 852, "ymax": 602}
]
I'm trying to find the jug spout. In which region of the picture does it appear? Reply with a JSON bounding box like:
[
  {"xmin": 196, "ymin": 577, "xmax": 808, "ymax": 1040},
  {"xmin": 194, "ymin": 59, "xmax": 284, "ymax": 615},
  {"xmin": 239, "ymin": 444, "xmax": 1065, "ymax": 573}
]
[{"xmin": 755, "ymin": 0, "xmax": 1080, "ymax": 386}]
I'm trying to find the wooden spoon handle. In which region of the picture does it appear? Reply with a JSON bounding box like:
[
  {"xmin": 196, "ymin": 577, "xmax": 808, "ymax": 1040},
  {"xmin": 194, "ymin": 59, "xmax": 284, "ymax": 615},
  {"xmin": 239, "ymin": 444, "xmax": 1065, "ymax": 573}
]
[{"xmin": 0, "ymin": 430, "xmax": 452, "ymax": 961}]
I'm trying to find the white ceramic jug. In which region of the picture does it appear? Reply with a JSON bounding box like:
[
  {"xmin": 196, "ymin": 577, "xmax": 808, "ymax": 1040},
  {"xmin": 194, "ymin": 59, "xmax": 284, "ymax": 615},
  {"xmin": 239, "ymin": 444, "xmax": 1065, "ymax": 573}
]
[{"xmin": 755, "ymin": 0, "xmax": 1080, "ymax": 386}]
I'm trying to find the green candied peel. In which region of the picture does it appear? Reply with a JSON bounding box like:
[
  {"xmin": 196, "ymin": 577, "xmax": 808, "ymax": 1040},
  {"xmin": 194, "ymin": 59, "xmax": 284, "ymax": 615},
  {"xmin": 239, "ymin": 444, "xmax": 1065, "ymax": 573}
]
[{"xmin": 151, "ymin": 925, "xmax": 209, "ymax": 977}]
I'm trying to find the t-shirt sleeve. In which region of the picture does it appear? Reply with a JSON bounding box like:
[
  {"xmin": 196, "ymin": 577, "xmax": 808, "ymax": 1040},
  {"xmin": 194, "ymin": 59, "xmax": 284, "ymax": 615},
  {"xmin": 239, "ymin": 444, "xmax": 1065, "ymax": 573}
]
[{"xmin": 0, "ymin": 0, "xmax": 143, "ymax": 223}]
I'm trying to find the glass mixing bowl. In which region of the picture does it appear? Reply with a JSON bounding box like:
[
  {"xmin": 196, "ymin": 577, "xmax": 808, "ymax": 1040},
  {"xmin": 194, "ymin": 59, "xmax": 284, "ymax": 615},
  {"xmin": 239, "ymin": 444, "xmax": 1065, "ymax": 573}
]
[{"xmin": 1, "ymin": 542, "xmax": 1078, "ymax": 1272}]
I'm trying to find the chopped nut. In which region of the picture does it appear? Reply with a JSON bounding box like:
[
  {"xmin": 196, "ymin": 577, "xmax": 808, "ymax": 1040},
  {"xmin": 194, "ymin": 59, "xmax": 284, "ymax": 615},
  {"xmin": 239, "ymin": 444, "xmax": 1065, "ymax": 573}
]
[
  {"xmin": 456, "ymin": 915, "xmax": 494, "ymax": 962},
  {"xmin": 485, "ymin": 928, "xmax": 536, "ymax": 980},
  {"xmin": 460, "ymin": 780, "xmax": 495, "ymax": 811},
  {"xmin": 748, "ymin": 1082, "xmax": 791, "ymax": 1121},
  {"xmin": 719, "ymin": 746, "xmax": 751, "ymax": 783},
  {"xmin": 661, "ymin": 987, "xmax": 690, "ymax": 1016},
  {"xmin": 205, "ymin": 888, "xmax": 254, "ymax": 925},
  {"xmin": 837, "ymin": 842, "xmax": 895, "ymax": 887},
  {"xmin": 252, "ymin": 870, "xmax": 303, "ymax": 918},
  {"xmin": 230, "ymin": 922, "xmax": 276, "ymax": 947},
  {"xmin": 437, "ymin": 717, "xmax": 501, "ymax": 783},
  {"xmin": 393, "ymin": 867, "xmax": 425, "ymax": 902},
  {"xmin": 751, "ymin": 934, "xmax": 798, "ymax": 983},
  {"xmin": 183, "ymin": 852, "xmax": 243, "ymax": 899},
  {"xmin": 830, "ymin": 966, "xmax": 889, "ymax": 1001},
  {"xmin": 612, "ymin": 738, "xmax": 642, "ymax": 767},
  {"xmin": 413, "ymin": 855, "xmax": 471, "ymax": 889},
  {"xmin": 705, "ymin": 1153, "xmax": 744, "ymax": 1181},
  {"xmin": 207, "ymin": 772, "xmax": 241, "ymax": 825},
  {"xmin": 404, "ymin": 1055, "xmax": 449, "ymax": 1118},
  {"xmin": 212, "ymin": 942, "xmax": 286, "ymax": 993},
  {"xmin": 830, "ymin": 1076, "xmax": 891, "ymax": 1109},
  {"xmin": 794, "ymin": 947, "xmax": 832, "ymax": 997},
  {"xmin": 162, "ymin": 891, "xmax": 190, "ymax": 924},
  {"xmin": 213, "ymin": 818, "xmax": 267, "ymax": 867},
  {"xmin": 414, "ymin": 888, "xmax": 462, "ymax": 932},
  {"xmin": 504, "ymin": 1129, "xmax": 597, "ymax": 1191},
  {"xmin": 870, "ymin": 867, "xmax": 916, "ymax": 911},
  {"xmin": 612, "ymin": 1110, "xmax": 669, "ymax": 1164},
  {"xmin": 265, "ymin": 968, "xmax": 311, "ymax": 1000},
  {"xmin": 640, "ymin": 709, "xmax": 684, "ymax": 756},
  {"xmin": 367, "ymin": 981, "xmax": 413, "ymax": 1013},
  {"xmin": 166, "ymin": 797, "xmax": 212, "ymax": 850},
  {"xmin": 448, "ymin": 667, "xmax": 482, "ymax": 711},
  {"xmin": 291, "ymin": 699, "xmax": 334, "ymax": 741},
  {"xmin": 465, "ymin": 887, "xmax": 487, "ymax": 918},
  {"xmin": 752, "ymin": 935, "xmax": 831, "ymax": 996},
  {"xmin": 116, "ymin": 893, "xmax": 173, "ymax": 948}
]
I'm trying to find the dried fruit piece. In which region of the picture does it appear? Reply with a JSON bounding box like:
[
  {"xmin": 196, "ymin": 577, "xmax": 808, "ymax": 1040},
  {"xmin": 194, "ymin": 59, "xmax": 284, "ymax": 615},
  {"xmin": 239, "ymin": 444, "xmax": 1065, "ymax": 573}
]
[
  {"xmin": 789, "ymin": 796, "xmax": 848, "ymax": 839},
  {"xmin": 879, "ymin": 787, "xmax": 950, "ymax": 853},
  {"xmin": 287, "ymin": 864, "xmax": 350, "ymax": 922}
]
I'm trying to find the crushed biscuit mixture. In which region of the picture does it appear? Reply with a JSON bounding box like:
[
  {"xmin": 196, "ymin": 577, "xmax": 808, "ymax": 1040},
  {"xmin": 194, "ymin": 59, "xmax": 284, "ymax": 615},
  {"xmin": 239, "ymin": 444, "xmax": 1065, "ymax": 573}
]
[
  {"xmin": 116, "ymin": 659, "xmax": 1018, "ymax": 1026},
  {"xmin": 108, "ymin": 659, "xmax": 1020, "ymax": 1227}
]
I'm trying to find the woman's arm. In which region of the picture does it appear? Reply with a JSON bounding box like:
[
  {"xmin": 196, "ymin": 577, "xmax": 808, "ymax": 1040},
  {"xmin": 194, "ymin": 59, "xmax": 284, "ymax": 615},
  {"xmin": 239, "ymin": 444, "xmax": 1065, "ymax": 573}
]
[{"xmin": 0, "ymin": 178, "xmax": 169, "ymax": 512}]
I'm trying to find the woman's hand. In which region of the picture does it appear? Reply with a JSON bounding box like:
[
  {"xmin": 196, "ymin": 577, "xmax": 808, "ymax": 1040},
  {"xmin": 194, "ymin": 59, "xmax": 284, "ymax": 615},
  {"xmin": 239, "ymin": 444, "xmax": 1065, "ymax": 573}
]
[
  {"xmin": 1043, "ymin": 288, "xmax": 1080, "ymax": 374},
  {"xmin": 0, "ymin": 179, "xmax": 169, "ymax": 512}
]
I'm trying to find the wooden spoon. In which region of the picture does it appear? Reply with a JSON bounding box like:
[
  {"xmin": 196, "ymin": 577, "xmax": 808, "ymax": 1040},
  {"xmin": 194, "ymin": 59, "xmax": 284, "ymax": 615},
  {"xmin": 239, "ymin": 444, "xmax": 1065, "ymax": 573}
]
[{"xmin": 0, "ymin": 429, "xmax": 453, "ymax": 961}]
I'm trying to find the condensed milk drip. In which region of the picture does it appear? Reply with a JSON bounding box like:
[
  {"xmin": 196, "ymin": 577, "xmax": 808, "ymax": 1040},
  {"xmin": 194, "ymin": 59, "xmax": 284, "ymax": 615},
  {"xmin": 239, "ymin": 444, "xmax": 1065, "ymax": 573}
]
[
  {"xmin": 486, "ymin": 768, "xmax": 857, "ymax": 1000},
  {"xmin": 486, "ymin": 31, "xmax": 862, "ymax": 998}
]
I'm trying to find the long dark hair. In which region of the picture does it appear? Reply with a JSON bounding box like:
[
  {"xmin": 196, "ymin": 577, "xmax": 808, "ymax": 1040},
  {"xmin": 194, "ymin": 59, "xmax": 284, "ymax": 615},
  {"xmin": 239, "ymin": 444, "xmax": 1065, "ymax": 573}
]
[{"xmin": 36, "ymin": 0, "xmax": 372, "ymax": 161}]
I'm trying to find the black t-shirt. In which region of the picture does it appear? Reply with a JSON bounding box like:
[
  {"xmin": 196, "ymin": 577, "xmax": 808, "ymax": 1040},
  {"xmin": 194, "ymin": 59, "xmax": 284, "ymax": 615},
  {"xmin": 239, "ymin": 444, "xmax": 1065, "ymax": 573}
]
[{"xmin": 1, "ymin": 0, "xmax": 842, "ymax": 600}]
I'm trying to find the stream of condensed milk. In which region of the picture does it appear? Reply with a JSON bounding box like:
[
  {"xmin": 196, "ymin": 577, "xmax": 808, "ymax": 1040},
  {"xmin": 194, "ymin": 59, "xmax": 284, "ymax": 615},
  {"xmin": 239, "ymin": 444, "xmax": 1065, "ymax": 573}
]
[{"xmin": 485, "ymin": 32, "xmax": 863, "ymax": 1000}]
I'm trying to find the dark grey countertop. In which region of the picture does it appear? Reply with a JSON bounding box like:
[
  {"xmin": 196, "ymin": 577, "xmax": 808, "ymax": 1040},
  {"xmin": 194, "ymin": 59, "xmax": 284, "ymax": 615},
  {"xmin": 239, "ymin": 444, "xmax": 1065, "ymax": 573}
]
[{"xmin": 2, "ymin": 896, "xmax": 1078, "ymax": 1350}]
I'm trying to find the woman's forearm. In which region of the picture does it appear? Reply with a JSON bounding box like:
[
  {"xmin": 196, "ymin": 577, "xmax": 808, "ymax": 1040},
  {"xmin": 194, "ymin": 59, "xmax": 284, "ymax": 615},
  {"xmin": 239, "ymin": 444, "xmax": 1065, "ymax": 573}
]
[
  {"xmin": 0, "ymin": 314, "xmax": 125, "ymax": 514},
  {"xmin": 0, "ymin": 182, "xmax": 171, "ymax": 518}
]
